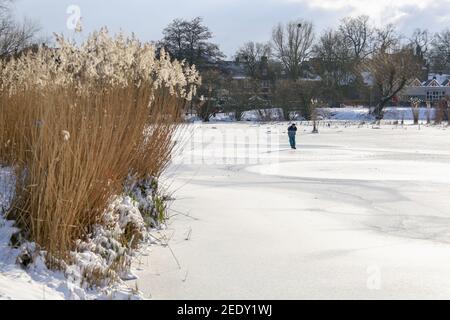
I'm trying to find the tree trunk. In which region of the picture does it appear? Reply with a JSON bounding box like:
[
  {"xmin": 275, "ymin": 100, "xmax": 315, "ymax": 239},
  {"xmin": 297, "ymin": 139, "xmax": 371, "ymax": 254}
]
[
  {"xmin": 412, "ymin": 107, "xmax": 419, "ymax": 125},
  {"xmin": 372, "ymin": 103, "xmax": 386, "ymax": 121},
  {"xmin": 372, "ymin": 96, "xmax": 393, "ymax": 121}
]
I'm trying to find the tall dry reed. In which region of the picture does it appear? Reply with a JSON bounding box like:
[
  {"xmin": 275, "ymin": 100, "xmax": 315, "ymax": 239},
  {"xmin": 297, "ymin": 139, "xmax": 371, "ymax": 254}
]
[
  {"xmin": 0, "ymin": 29, "xmax": 198, "ymax": 261},
  {"xmin": 0, "ymin": 84, "xmax": 183, "ymax": 259}
]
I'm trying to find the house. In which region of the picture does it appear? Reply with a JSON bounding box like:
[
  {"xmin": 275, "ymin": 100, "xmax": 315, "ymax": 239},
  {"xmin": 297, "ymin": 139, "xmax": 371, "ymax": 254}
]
[
  {"xmin": 219, "ymin": 57, "xmax": 276, "ymax": 101},
  {"xmin": 401, "ymin": 73, "xmax": 450, "ymax": 104}
]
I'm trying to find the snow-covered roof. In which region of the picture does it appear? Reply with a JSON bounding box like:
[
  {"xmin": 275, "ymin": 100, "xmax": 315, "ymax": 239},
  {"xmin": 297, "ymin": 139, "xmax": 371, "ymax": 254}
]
[
  {"xmin": 409, "ymin": 78, "xmax": 423, "ymax": 87},
  {"xmin": 428, "ymin": 73, "xmax": 450, "ymax": 84},
  {"xmin": 423, "ymin": 79, "xmax": 441, "ymax": 87}
]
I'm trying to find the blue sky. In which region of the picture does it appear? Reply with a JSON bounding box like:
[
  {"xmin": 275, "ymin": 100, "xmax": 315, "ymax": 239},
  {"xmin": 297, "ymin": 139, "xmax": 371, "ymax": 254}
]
[{"xmin": 11, "ymin": 0, "xmax": 450, "ymax": 58}]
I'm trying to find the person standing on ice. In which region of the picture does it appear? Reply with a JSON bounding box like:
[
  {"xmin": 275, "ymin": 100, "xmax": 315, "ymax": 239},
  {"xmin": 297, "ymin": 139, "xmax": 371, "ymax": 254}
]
[{"xmin": 288, "ymin": 123, "xmax": 297, "ymax": 149}]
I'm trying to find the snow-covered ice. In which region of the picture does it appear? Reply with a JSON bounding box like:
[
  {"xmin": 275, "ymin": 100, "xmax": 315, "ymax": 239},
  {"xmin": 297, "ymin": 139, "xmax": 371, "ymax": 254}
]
[
  {"xmin": 2, "ymin": 120, "xmax": 450, "ymax": 300},
  {"xmin": 134, "ymin": 121, "xmax": 450, "ymax": 299}
]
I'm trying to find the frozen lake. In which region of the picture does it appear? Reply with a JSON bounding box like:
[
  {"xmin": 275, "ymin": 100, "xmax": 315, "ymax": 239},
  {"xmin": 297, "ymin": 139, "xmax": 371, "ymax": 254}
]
[{"xmin": 134, "ymin": 122, "xmax": 450, "ymax": 299}]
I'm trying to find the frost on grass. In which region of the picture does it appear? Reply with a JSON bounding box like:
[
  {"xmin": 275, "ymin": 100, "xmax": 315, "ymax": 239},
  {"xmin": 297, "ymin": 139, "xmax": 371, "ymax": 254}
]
[{"xmin": 0, "ymin": 167, "xmax": 166, "ymax": 300}]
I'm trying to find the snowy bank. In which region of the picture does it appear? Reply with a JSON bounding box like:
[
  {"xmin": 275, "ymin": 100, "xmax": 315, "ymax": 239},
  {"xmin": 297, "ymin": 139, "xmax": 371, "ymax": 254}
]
[
  {"xmin": 195, "ymin": 107, "xmax": 441, "ymax": 123},
  {"xmin": 318, "ymin": 107, "xmax": 437, "ymax": 122},
  {"xmin": 0, "ymin": 167, "xmax": 167, "ymax": 300},
  {"xmin": 241, "ymin": 108, "xmax": 284, "ymax": 121}
]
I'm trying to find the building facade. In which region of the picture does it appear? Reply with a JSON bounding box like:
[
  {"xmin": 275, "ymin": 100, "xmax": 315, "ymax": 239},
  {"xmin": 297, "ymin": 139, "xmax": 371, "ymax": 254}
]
[{"xmin": 402, "ymin": 73, "xmax": 450, "ymax": 104}]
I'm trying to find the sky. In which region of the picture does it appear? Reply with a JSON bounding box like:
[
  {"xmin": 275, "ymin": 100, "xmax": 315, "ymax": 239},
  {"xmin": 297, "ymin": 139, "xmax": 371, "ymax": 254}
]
[{"xmin": 11, "ymin": 0, "xmax": 450, "ymax": 58}]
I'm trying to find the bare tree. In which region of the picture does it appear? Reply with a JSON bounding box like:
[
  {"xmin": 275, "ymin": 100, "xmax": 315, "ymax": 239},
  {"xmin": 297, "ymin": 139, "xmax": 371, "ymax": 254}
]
[
  {"xmin": 310, "ymin": 99, "xmax": 322, "ymax": 133},
  {"xmin": 235, "ymin": 41, "xmax": 271, "ymax": 78},
  {"xmin": 160, "ymin": 17, "xmax": 224, "ymax": 67},
  {"xmin": 364, "ymin": 48, "xmax": 422, "ymax": 120},
  {"xmin": 429, "ymin": 29, "xmax": 450, "ymax": 72},
  {"xmin": 0, "ymin": 0, "xmax": 40, "ymax": 57},
  {"xmin": 313, "ymin": 29, "xmax": 354, "ymax": 105},
  {"xmin": 435, "ymin": 98, "xmax": 449, "ymax": 124},
  {"xmin": 160, "ymin": 18, "xmax": 185, "ymax": 58},
  {"xmin": 221, "ymin": 78, "xmax": 254, "ymax": 121},
  {"xmin": 0, "ymin": 18, "xmax": 40, "ymax": 57},
  {"xmin": 195, "ymin": 69, "xmax": 223, "ymax": 121},
  {"xmin": 0, "ymin": 0, "xmax": 11, "ymax": 14},
  {"xmin": 272, "ymin": 79, "xmax": 319, "ymax": 120},
  {"xmin": 409, "ymin": 29, "xmax": 429, "ymax": 59},
  {"xmin": 373, "ymin": 24, "xmax": 399, "ymax": 54},
  {"xmin": 339, "ymin": 15, "xmax": 373, "ymax": 60},
  {"xmin": 410, "ymin": 98, "xmax": 421, "ymax": 125},
  {"xmin": 272, "ymin": 20, "xmax": 314, "ymax": 80}
]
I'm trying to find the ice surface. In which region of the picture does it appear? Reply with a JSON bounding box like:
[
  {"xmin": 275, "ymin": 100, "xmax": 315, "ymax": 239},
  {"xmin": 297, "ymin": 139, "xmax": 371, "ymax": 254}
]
[{"xmin": 134, "ymin": 122, "xmax": 450, "ymax": 299}]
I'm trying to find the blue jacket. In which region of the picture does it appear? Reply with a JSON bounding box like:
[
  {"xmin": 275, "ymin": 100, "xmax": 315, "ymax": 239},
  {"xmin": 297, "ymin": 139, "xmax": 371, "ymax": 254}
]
[{"xmin": 288, "ymin": 125, "xmax": 297, "ymax": 136}]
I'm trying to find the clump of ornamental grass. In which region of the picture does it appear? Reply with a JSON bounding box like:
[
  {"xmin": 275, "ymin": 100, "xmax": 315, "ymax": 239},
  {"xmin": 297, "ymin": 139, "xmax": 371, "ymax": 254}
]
[
  {"xmin": 0, "ymin": 27, "xmax": 199, "ymax": 98},
  {"xmin": 0, "ymin": 28, "xmax": 200, "ymax": 268}
]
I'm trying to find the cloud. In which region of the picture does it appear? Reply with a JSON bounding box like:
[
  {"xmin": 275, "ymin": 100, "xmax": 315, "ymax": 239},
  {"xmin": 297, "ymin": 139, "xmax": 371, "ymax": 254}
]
[
  {"xmin": 283, "ymin": 0, "xmax": 450, "ymax": 26},
  {"xmin": 285, "ymin": 0, "xmax": 434, "ymax": 15},
  {"xmin": 11, "ymin": 0, "xmax": 450, "ymax": 58}
]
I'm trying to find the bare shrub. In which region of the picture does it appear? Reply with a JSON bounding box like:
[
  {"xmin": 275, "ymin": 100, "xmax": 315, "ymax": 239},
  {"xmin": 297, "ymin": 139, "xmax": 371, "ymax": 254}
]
[
  {"xmin": 435, "ymin": 100, "xmax": 444, "ymax": 124},
  {"xmin": 435, "ymin": 98, "xmax": 449, "ymax": 124},
  {"xmin": 410, "ymin": 98, "xmax": 421, "ymax": 125}
]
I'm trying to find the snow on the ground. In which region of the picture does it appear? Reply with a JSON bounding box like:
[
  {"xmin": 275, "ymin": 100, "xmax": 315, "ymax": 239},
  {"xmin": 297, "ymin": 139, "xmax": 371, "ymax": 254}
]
[
  {"xmin": 241, "ymin": 108, "xmax": 284, "ymax": 121},
  {"xmin": 298, "ymin": 106, "xmax": 439, "ymax": 122},
  {"xmin": 134, "ymin": 122, "xmax": 450, "ymax": 299},
  {"xmin": 203, "ymin": 107, "xmax": 439, "ymax": 122},
  {"xmin": 0, "ymin": 168, "xmax": 63, "ymax": 300},
  {"xmin": 209, "ymin": 113, "xmax": 235, "ymax": 122},
  {"xmin": 319, "ymin": 107, "xmax": 436, "ymax": 122},
  {"xmin": 0, "ymin": 167, "xmax": 148, "ymax": 300}
]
